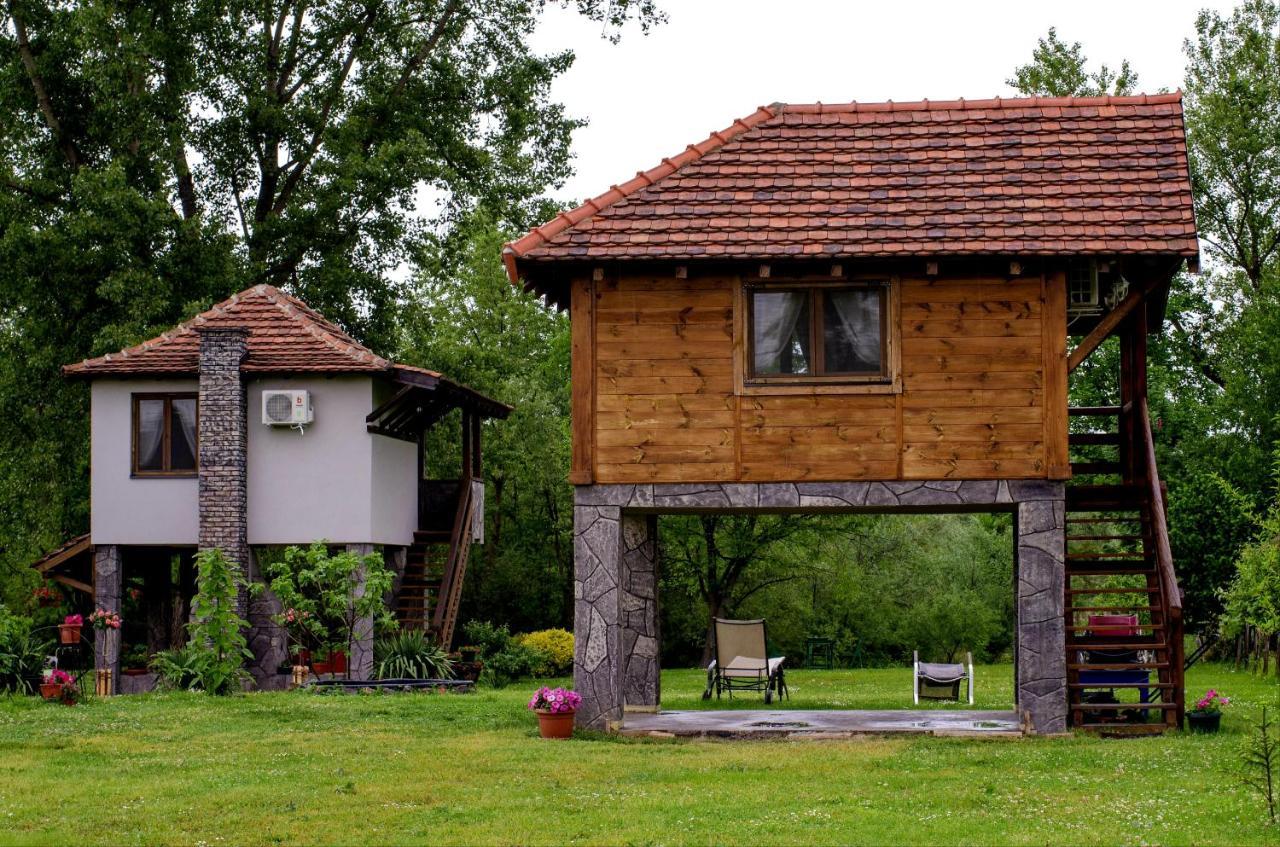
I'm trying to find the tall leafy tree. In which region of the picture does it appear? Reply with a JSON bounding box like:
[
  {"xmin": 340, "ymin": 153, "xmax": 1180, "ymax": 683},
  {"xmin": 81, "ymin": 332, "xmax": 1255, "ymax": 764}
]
[
  {"xmin": 1007, "ymin": 27, "xmax": 1138, "ymax": 97},
  {"xmin": 0, "ymin": 0, "xmax": 661, "ymax": 602}
]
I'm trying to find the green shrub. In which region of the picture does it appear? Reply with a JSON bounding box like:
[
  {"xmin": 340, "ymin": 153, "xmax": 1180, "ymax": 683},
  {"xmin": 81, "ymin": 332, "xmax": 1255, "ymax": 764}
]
[
  {"xmin": 0, "ymin": 606, "xmax": 50, "ymax": 694},
  {"xmin": 482, "ymin": 641, "xmax": 542, "ymax": 687},
  {"xmin": 156, "ymin": 548, "xmax": 253, "ymax": 695},
  {"xmin": 461, "ymin": 620, "xmax": 514, "ymax": 658},
  {"xmin": 149, "ymin": 643, "xmax": 207, "ymax": 691},
  {"xmin": 374, "ymin": 630, "xmax": 454, "ymax": 680},
  {"xmin": 519, "ymin": 628, "xmax": 574, "ymax": 677}
]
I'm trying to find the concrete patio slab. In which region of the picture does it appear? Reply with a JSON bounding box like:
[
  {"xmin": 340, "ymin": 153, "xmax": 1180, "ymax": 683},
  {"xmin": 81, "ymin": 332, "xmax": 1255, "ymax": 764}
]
[{"xmin": 618, "ymin": 709, "xmax": 1023, "ymax": 739}]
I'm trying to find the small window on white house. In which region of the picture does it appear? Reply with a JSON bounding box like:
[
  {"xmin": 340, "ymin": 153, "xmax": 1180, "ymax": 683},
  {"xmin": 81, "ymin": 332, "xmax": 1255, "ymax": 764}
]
[{"xmin": 133, "ymin": 393, "xmax": 197, "ymax": 476}]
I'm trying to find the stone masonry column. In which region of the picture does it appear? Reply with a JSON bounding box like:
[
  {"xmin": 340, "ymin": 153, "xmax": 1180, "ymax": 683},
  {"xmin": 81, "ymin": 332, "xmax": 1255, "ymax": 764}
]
[
  {"xmin": 92, "ymin": 544, "xmax": 122, "ymax": 693},
  {"xmin": 620, "ymin": 513, "xmax": 660, "ymax": 710},
  {"xmin": 572, "ymin": 496, "xmax": 623, "ymax": 729},
  {"xmin": 197, "ymin": 327, "xmax": 251, "ymax": 627},
  {"xmin": 1012, "ymin": 481, "xmax": 1068, "ymax": 735},
  {"xmin": 245, "ymin": 548, "xmax": 288, "ymax": 687},
  {"xmin": 347, "ymin": 543, "xmax": 376, "ymax": 680}
]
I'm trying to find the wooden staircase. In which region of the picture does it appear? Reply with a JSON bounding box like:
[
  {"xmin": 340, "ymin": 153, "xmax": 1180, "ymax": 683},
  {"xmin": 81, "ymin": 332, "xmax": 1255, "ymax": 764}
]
[
  {"xmin": 1064, "ymin": 402, "xmax": 1185, "ymax": 733},
  {"xmin": 394, "ymin": 479, "xmax": 480, "ymax": 648}
]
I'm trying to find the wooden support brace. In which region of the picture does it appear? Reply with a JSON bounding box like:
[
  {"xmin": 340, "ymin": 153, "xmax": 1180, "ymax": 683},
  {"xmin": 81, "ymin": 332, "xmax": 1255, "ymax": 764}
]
[
  {"xmin": 758, "ymin": 264, "xmax": 771, "ymax": 278},
  {"xmin": 925, "ymin": 261, "xmax": 939, "ymax": 276},
  {"xmin": 1067, "ymin": 277, "xmax": 1163, "ymax": 373}
]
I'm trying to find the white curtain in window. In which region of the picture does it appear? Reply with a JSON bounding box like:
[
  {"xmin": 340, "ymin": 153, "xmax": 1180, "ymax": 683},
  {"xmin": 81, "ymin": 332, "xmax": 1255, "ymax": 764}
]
[
  {"xmin": 136, "ymin": 400, "xmax": 164, "ymax": 468},
  {"xmin": 827, "ymin": 289, "xmax": 882, "ymax": 369},
  {"xmin": 752, "ymin": 291, "xmax": 806, "ymax": 374},
  {"xmin": 173, "ymin": 398, "xmax": 197, "ymax": 464}
]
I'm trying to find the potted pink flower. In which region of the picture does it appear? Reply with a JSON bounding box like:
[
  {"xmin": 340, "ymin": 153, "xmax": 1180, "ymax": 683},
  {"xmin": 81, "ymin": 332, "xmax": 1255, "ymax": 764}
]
[
  {"xmin": 528, "ymin": 686, "xmax": 581, "ymax": 739},
  {"xmin": 1188, "ymin": 688, "xmax": 1229, "ymax": 733},
  {"xmin": 40, "ymin": 669, "xmax": 77, "ymax": 705},
  {"xmin": 88, "ymin": 608, "xmax": 121, "ymax": 632},
  {"xmin": 59, "ymin": 614, "xmax": 83, "ymax": 645}
]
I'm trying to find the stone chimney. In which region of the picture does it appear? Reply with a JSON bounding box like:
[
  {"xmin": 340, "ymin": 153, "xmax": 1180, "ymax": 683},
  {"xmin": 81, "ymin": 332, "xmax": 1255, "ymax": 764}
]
[{"xmin": 197, "ymin": 326, "xmax": 250, "ymax": 614}]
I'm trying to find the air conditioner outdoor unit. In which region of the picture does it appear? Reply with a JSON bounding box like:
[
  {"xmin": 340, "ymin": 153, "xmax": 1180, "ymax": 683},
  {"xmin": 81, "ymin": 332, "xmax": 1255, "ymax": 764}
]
[{"xmin": 262, "ymin": 390, "xmax": 313, "ymax": 426}]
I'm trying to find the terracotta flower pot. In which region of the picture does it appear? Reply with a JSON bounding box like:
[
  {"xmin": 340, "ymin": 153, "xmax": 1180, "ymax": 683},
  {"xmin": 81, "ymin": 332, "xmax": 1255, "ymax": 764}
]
[
  {"xmin": 39, "ymin": 682, "xmax": 63, "ymax": 701},
  {"xmin": 536, "ymin": 709, "xmax": 575, "ymax": 739},
  {"xmin": 313, "ymin": 661, "xmax": 331, "ymax": 676},
  {"xmin": 1188, "ymin": 711, "xmax": 1222, "ymax": 733},
  {"xmin": 328, "ymin": 650, "xmax": 347, "ymax": 674},
  {"xmin": 58, "ymin": 624, "xmax": 81, "ymax": 645},
  {"xmin": 122, "ymin": 668, "xmax": 149, "ymax": 677}
]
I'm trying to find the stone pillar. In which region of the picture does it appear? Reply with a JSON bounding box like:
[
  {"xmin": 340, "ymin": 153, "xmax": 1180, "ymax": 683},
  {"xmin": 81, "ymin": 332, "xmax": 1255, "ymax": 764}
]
[
  {"xmin": 347, "ymin": 543, "xmax": 376, "ymax": 680},
  {"xmin": 620, "ymin": 513, "xmax": 660, "ymax": 710},
  {"xmin": 572, "ymin": 500, "xmax": 623, "ymax": 729},
  {"xmin": 197, "ymin": 326, "xmax": 250, "ymax": 617},
  {"xmin": 93, "ymin": 544, "xmax": 122, "ymax": 694},
  {"xmin": 245, "ymin": 548, "xmax": 287, "ymax": 687},
  {"xmin": 1012, "ymin": 482, "xmax": 1067, "ymax": 735}
]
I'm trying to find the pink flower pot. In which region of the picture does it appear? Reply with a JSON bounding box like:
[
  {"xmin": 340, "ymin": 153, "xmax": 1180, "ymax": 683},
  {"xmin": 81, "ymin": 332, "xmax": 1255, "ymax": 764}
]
[{"xmin": 536, "ymin": 710, "xmax": 575, "ymax": 739}]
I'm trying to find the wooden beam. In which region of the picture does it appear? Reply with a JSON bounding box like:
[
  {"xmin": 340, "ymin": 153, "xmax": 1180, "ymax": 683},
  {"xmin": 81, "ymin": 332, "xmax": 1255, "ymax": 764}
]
[
  {"xmin": 1067, "ymin": 277, "xmax": 1162, "ymax": 373},
  {"xmin": 50, "ymin": 574, "xmax": 94, "ymax": 595},
  {"xmin": 33, "ymin": 534, "xmax": 91, "ymax": 573}
]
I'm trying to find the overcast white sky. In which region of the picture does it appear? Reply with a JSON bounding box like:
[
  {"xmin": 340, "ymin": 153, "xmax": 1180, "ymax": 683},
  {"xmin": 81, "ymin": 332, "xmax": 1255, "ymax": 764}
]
[{"xmin": 530, "ymin": 0, "xmax": 1238, "ymax": 206}]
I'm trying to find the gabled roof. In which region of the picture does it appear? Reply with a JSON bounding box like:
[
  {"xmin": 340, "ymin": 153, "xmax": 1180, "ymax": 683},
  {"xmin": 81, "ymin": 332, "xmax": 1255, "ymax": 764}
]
[
  {"xmin": 63, "ymin": 284, "xmax": 512, "ymax": 418},
  {"xmin": 505, "ymin": 94, "xmax": 1200, "ymax": 304}
]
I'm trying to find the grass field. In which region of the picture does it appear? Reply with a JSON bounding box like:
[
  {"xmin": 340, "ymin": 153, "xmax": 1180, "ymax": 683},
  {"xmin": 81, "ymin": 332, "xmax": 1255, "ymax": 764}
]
[{"xmin": 0, "ymin": 663, "xmax": 1276, "ymax": 846}]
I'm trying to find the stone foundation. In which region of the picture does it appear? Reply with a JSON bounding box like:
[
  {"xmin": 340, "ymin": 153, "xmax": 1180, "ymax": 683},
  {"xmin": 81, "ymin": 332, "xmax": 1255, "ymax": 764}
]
[{"xmin": 572, "ymin": 481, "xmax": 1066, "ymax": 734}]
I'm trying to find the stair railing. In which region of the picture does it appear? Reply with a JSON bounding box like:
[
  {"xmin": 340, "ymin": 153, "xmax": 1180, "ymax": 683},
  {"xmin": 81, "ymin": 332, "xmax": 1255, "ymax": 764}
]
[
  {"xmin": 431, "ymin": 475, "xmax": 478, "ymax": 648},
  {"xmin": 1136, "ymin": 395, "xmax": 1185, "ymax": 727}
]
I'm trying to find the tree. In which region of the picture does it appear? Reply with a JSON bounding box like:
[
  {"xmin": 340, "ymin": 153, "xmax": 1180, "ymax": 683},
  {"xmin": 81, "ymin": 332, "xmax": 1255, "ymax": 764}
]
[
  {"xmin": 1007, "ymin": 27, "xmax": 1138, "ymax": 97},
  {"xmin": 1222, "ymin": 446, "xmax": 1280, "ymax": 675},
  {"xmin": 661, "ymin": 513, "xmax": 819, "ymax": 664},
  {"xmin": 188, "ymin": 547, "xmax": 252, "ymax": 694},
  {"xmin": 1185, "ymin": 0, "xmax": 1280, "ymax": 288},
  {"xmin": 1168, "ymin": 472, "xmax": 1257, "ymax": 629},
  {"xmin": 401, "ymin": 212, "xmax": 573, "ymax": 631},
  {"xmin": 0, "ymin": 0, "xmax": 662, "ymax": 605}
]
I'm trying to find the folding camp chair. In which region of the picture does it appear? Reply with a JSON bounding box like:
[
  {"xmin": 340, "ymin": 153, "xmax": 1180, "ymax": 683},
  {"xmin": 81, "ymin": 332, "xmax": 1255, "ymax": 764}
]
[
  {"xmin": 913, "ymin": 650, "xmax": 974, "ymax": 705},
  {"xmin": 702, "ymin": 618, "xmax": 788, "ymax": 704}
]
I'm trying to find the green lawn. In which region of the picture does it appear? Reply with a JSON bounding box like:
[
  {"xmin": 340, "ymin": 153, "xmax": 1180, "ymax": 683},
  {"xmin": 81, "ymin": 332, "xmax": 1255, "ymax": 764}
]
[{"xmin": 0, "ymin": 663, "xmax": 1276, "ymax": 846}]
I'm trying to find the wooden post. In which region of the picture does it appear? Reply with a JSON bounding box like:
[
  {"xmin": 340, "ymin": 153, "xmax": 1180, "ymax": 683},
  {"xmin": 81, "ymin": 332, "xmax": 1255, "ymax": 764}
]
[
  {"xmin": 460, "ymin": 409, "xmax": 474, "ymax": 481},
  {"xmin": 470, "ymin": 411, "xmax": 482, "ymax": 478},
  {"xmin": 569, "ymin": 275, "xmax": 595, "ymax": 484},
  {"xmin": 1042, "ymin": 270, "xmax": 1070, "ymax": 479}
]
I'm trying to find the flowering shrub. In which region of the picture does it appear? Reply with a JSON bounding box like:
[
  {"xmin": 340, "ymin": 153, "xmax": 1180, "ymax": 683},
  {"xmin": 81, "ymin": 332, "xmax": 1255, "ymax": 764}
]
[
  {"xmin": 528, "ymin": 686, "xmax": 581, "ymax": 714},
  {"xmin": 88, "ymin": 609, "xmax": 121, "ymax": 630},
  {"xmin": 1192, "ymin": 688, "xmax": 1231, "ymax": 715},
  {"xmin": 519, "ymin": 629, "xmax": 574, "ymax": 677},
  {"xmin": 32, "ymin": 585, "xmax": 59, "ymax": 604},
  {"xmin": 63, "ymin": 614, "xmax": 83, "ymax": 627}
]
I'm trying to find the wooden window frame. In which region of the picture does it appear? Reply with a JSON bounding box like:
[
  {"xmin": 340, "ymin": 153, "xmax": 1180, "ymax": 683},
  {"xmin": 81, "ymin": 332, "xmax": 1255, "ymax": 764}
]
[
  {"xmin": 734, "ymin": 277, "xmax": 902, "ymax": 396},
  {"xmin": 131, "ymin": 392, "xmax": 199, "ymax": 478}
]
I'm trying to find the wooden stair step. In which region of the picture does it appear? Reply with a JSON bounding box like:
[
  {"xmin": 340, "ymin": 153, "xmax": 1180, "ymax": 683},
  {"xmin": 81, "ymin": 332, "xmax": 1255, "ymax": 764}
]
[
  {"xmin": 1067, "ymin": 606, "xmax": 1161, "ymax": 613},
  {"xmin": 1070, "ymin": 461, "xmax": 1123, "ymax": 475},
  {"xmin": 1068, "ymin": 641, "xmax": 1168, "ymax": 651},
  {"xmin": 1066, "ymin": 534, "xmax": 1146, "ymax": 542},
  {"xmin": 1067, "ymin": 569, "xmax": 1153, "ymax": 578},
  {"xmin": 1066, "ymin": 517, "xmax": 1144, "ymax": 525},
  {"xmin": 1067, "ymin": 701, "xmax": 1177, "ymax": 711},
  {"xmin": 1069, "ymin": 662, "xmax": 1169, "ymax": 670},
  {"xmin": 1069, "ymin": 432, "xmax": 1123, "ymax": 446},
  {"xmin": 1068, "ymin": 406, "xmax": 1123, "ymax": 417},
  {"xmin": 1065, "ymin": 625, "xmax": 1162, "ymax": 633},
  {"xmin": 1066, "ymin": 586, "xmax": 1160, "ymax": 595},
  {"xmin": 1075, "ymin": 724, "xmax": 1169, "ymax": 736},
  {"xmin": 1069, "ymin": 682, "xmax": 1177, "ymax": 689},
  {"xmin": 1067, "ymin": 551, "xmax": 1152, "ymax": 560}
]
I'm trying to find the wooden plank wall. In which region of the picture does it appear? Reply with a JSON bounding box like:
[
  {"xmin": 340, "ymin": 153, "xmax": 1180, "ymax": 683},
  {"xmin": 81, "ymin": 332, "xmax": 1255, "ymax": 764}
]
[{"xmin": 585, "ymin": 271, "xmax": 1060, "ymax": 484}]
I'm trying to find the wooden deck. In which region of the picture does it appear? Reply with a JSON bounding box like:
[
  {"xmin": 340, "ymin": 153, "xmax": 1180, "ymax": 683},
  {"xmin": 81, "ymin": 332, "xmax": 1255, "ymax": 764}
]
[{"xmin": 619, "ymin": 709, "xmax": 1023, "ymax": 739}]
